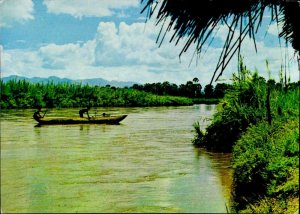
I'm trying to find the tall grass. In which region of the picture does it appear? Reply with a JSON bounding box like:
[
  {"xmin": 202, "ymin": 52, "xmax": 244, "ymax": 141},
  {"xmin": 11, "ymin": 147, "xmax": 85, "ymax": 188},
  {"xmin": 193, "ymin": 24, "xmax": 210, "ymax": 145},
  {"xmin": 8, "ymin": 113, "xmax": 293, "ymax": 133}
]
[
  {"xmin": 0, "ymin": 79, "xmax": 194, "ymax": 108},
  {"xmin": 232, "ymin": 118, "xmax": 299, "ymax": 213},
  {"xmin": 193, "ymin": 66, "xmax": 268, "ymax": 151},
  {"xmin": 193, "ymin": 60, "xmax": 299, "ymax": 152},
  {"xmin": 192, "ymin": 61, "xmax": 299, "ymax": 213}
]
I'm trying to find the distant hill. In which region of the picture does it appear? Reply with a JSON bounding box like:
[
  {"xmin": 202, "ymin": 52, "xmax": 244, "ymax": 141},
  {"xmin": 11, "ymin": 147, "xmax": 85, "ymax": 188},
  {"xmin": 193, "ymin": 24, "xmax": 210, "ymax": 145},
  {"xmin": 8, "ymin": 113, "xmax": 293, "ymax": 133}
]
[{"xmin": 1, "ymin": 75, "xmax": 137, "ymax": 88}]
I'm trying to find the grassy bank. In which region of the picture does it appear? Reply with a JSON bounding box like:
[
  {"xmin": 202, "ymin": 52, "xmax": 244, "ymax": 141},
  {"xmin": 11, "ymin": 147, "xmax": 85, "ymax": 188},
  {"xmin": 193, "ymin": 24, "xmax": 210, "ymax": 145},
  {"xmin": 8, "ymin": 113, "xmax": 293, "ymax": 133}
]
[
  {"xmin": 0, "ymin": 80, "xmax": 196, "ymax": 108},
  {"xmin": 192, "ymin": 64, "xmax": 299, "ymax": 213},
  {"xmin": 232, "ymin": 119, "xmax": 299, "ymax": 213}
]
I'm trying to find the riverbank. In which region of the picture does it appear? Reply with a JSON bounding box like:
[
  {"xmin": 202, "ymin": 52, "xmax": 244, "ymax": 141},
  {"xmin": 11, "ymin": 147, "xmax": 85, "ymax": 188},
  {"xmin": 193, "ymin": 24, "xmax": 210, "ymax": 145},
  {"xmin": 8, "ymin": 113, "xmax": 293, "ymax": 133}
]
[
  {"xmin": 0, "ymin": 79, "xmax": 220, "ymax": 109},
  {"xmin": 192, "ymin": 67, "xmax": 299, "ymax": 213}
]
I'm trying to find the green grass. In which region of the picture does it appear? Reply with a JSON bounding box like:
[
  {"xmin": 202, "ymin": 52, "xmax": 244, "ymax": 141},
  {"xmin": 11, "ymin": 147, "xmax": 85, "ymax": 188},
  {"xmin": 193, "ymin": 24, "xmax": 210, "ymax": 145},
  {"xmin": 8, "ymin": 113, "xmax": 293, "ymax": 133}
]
[
  {"xmin": 0, "ymin": 80, "xmax": 194, "ymax": 108},
  {"xmin": 192, "ymin": 61, "xmax": 299, "ymax": 213},
  {"xmin": 232, "ymin": 119, "xmax": 299, "ymax": 213}
]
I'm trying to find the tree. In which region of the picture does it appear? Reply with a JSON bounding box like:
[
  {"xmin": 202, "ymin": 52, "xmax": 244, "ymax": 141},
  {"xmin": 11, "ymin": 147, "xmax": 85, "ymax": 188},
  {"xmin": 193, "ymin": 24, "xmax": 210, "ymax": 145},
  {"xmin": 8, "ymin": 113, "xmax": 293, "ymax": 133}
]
[
  {"xmin": 141, "ymin": 0, "xmax": 300, "ymax": 83},
  {"xmin": 213, "ymin": 83, "xmax": 231, "ymax": 98},
  {"xmin": 204, "ymin": 84, "xmax": 214, "ymax": 98},
  {"xmin": 132, "ymin": 84, "xmax": 143, "ymax": 90},
  {"xmin": 192, "ymin": 78, "xmax": 202, "ymax": 97},
  {"xmin": 194, "ymin": 83, "xmax": 202, "ymax": 98},
  {"xmin": 162, "ymin": 81, "xmax": 171, "ymax": 95},
  {"xmin": 193, "ymin": 77, "xmax": 199, "ymax": 84}
]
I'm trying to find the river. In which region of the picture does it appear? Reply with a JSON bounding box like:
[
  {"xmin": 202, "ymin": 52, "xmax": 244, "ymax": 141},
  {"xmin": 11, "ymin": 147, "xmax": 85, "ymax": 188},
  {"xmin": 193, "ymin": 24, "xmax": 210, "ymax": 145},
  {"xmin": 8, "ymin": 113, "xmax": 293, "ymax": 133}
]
[{"xmin": 1, "ymin": 105, "xmax": 232, "ymax": 213}]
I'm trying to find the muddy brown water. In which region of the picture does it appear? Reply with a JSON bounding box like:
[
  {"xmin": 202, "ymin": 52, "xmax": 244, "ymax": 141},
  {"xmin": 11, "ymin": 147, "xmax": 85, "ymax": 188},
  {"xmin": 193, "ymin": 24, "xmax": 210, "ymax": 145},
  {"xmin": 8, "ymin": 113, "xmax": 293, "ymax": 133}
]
[{"xmin": 1, "ymin": 105, "xmax": 232, "ymax": 213}]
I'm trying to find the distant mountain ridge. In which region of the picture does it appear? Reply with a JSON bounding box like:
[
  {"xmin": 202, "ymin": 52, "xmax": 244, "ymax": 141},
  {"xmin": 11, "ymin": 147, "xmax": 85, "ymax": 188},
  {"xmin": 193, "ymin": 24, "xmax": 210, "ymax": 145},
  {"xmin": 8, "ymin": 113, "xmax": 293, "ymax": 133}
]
[{"xmin": 2, "ymin": 75, "xmax": 137, "ymax": 87}]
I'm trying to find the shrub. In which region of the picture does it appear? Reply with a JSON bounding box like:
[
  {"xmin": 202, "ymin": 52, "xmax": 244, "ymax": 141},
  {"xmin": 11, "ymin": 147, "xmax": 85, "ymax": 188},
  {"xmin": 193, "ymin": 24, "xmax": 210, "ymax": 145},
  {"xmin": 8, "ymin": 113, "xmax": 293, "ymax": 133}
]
[{"xmin": 232, "ymin": 120, "xmax": 299, "ymax": 213}]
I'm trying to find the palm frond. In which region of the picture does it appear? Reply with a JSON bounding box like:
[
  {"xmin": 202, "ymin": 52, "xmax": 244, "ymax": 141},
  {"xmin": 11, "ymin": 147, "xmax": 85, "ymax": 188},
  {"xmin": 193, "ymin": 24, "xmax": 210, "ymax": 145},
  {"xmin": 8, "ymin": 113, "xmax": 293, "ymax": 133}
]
[{"xmin": 141, "ymin": 0, "xmax": 300, "ymax": 83}]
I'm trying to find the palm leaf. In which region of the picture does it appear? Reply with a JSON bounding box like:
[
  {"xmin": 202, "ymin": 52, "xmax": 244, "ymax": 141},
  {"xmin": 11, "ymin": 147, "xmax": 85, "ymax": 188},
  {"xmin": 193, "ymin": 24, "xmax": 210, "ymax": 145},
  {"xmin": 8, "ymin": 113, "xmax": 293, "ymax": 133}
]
[{"xmin": 141, "ymin": 0, "xmax": 300, "ymax": 83}]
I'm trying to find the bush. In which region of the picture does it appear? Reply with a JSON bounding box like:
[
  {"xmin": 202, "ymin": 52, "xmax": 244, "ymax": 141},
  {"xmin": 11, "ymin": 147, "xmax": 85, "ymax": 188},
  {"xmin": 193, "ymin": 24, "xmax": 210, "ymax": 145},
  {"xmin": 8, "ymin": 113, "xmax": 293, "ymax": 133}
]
[
  {"xmin": 196, "ymin": 67, "xmax": 268, "ymax": 151},
  {"xmin": 232, "ymin": 120, "xmax": 299, "ymax": 213},
  {"xmin": 192, "ymin": 61, "xmax": 299, "ymax": 212},
  {"xmin": 192, "ymin": 121, "xmax": 205, "ymax": 146}
]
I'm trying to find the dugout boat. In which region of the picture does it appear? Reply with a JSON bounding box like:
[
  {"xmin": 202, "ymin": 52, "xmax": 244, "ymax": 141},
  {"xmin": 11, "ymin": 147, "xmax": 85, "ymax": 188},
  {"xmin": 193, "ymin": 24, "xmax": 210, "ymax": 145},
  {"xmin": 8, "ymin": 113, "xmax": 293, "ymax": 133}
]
[{"xmin": 35, "ymin": 115, "xmax": 127, "ymax": 125}]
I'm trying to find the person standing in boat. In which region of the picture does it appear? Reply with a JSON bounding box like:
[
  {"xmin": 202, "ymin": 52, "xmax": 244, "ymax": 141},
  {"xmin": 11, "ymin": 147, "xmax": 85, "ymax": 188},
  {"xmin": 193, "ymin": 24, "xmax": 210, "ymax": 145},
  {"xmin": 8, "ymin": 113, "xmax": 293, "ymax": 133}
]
[
  {"xmin": 79, "ymin": 106, "xmax": 91, "ymax": 119},
  {"xmin": 33, "ymin": 106, "xmax": 45, "ymax": 122}
]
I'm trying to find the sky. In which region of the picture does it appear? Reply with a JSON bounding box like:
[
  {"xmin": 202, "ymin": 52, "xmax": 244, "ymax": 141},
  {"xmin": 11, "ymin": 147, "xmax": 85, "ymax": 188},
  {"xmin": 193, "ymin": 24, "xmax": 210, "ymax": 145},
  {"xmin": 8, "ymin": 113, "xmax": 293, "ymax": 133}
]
[{"xmin": 0, "ymin": 0, "xmax": 299, "ymax": 85}]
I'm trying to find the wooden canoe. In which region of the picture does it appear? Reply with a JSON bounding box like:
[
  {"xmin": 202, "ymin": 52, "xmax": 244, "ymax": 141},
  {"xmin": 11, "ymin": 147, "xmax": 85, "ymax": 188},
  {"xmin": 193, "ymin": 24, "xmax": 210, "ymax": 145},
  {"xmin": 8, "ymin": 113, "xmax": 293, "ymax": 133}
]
[{"xmin": 36, "ymin": 115, "xmax": 127, "ymax": 125}]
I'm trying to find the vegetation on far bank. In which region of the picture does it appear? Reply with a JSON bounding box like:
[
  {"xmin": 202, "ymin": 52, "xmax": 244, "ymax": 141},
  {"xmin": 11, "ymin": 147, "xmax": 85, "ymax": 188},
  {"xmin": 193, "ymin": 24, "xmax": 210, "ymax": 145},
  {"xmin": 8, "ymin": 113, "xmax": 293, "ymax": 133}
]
[
  {"xmin": 131, "ymin": 78, "xmax": 231, "ymax": 99},
  {"xmin": 0, "ymin": 78, "xmax": 225, "ymax": 109},
  {"xmin": 192, "ymin": 61, "xmax": 299, "ymax": 213}
]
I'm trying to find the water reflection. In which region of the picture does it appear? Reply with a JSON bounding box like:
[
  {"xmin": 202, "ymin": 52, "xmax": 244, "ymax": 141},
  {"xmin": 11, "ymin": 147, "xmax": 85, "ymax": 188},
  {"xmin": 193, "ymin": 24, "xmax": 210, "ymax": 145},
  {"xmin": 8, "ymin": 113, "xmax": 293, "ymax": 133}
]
[
  {"xmin": 1, "ymin": 105, "xmax": 232, "ymax": 213},
  {"xmin": 205, "ymin": 104, "xmax": 214, "ymax": 111},
  {"xmin": 194, "ymin": 148, "xmax": 233, "ymax": 208},
  {"xmin": 79, "ymin": 124, "xmax": 90, "ymax": 132}
]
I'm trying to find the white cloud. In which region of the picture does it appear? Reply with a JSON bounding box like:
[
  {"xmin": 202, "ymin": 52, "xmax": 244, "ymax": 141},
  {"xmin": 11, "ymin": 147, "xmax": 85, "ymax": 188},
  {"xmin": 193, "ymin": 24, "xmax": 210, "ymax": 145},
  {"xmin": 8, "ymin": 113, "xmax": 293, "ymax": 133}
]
[
  {"xmin": 43, "ymin": 0, "xmax": 139, "ymax": 18},
  {"xmin": 94, "ymin": 21, "xmax": 167, "ymax": 66},
  {"xmin": 1, "ymin": 19, "xmax": 298, "ymax": 86},
  {"xmin": 267, "ymin": 22, "xmax": 283, "ymax": 36},
  {"xmin": 39, "ymin": 42, "xmax": 95, "ymax": 69},
  {"xmin": 0, "ymin": 0, "xmax": 34, "ymax": 27},
  {"xmin": 1, "ymin": 46, "xmax": 44, "ymax": 76}
]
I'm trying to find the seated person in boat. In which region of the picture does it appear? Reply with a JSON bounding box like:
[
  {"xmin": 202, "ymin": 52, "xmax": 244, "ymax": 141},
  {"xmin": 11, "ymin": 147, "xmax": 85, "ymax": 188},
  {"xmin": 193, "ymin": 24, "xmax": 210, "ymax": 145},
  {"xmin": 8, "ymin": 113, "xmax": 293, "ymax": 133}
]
[
  {"xmin": 102, "ymin": 113, "xmax": 111, "ymax": 117},
  {"xmin": 33, "ymin": 106, "xmax": 45, "ymax": 122},
  {"xmin": 79, "ymin": 106, "xmax": 91, "ymax": 119}
]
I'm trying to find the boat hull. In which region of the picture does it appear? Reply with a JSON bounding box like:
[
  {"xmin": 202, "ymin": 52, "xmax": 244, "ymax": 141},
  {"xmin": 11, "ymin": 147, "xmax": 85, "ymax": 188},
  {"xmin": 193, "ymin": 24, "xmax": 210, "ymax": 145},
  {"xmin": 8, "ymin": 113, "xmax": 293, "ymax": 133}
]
[{"xmin": 37, "ymin": 115, "xmax": 127, "ymax": 125}]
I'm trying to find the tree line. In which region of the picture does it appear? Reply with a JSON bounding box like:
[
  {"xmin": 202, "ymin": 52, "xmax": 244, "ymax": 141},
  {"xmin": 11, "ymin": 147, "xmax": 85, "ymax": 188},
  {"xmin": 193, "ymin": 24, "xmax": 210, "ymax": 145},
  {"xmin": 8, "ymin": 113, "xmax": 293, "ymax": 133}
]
[
  {"xmin": 1, "ymin": 77, "xmax": 230, "ymax": 109},
  {"xmin": 131, "ymin": 78, "xmax": 232, "ymax": 98}
]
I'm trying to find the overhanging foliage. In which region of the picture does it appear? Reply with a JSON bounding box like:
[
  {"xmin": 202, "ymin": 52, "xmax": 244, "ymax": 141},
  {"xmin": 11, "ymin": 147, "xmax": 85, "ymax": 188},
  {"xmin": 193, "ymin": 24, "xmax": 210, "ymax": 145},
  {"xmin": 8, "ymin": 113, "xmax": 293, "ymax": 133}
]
[{"xmin": 141, "ymin": 0, "xmax": 300, "ymax": 83}]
